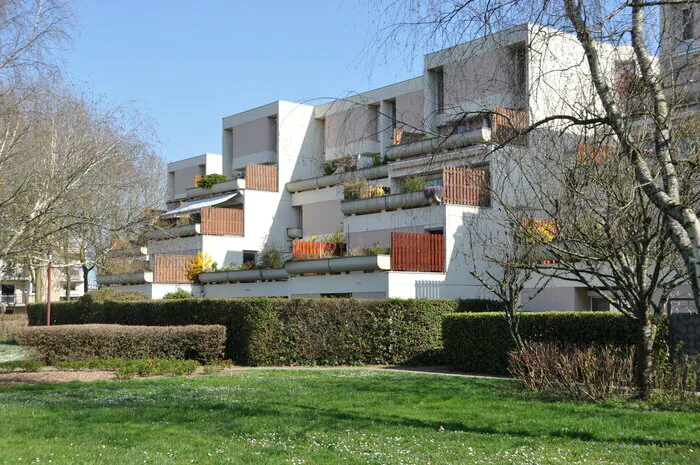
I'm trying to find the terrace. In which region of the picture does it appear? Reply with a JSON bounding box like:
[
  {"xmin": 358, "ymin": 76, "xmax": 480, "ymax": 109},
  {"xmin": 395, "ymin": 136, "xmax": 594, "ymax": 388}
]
[
  {"xmin": 341, "ymin": 167, "xmax": 490, "ymax": 215},
  {"xmin": 96, "ymin": 254, "xmax": 195, "ymax": 286},
  {"xmin": 385, "ymin": 107, "xmax": 527, "ymax": 161},
  {"xmin": 285, "ymin": 232, "xmax": 445, "ymax": 275},
  {"xmin": 145, "ymin": 206, "xmax": 244, "ymax": 241}
]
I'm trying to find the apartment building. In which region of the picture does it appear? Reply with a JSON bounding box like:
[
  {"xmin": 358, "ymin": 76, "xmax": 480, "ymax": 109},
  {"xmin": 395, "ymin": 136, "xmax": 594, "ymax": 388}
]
[
  {"xmin": 662, "ymin": 2, "xmax": 699, "ymax": 107},
  {"xmin": 0, "ymin": 262, "xmax": 30, "ymax": 311},
  {"xmin": 97, "ymin": 23, "xmax": 641, "ymax": 310}
]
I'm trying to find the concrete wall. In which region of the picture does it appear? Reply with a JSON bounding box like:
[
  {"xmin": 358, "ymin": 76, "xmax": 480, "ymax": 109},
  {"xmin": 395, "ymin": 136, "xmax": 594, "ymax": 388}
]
[
  {"xmin": 302, "ymin": 200, "xmax": 344, "ymax": 237},
  {"xmin": 289, "ymin": 272, "xmax": 389, "ymax": 297},
  {"xmin": 344, "ymin": 205, "xmax": 445, "ymax": 251},
  {"xmin": 395, "ymin": 90, "xmax": 425, "ymax": 131},
  {"xmin": 203, "ymin": 281, "xmax": 289, "ymax": 298},
  {"xmin": 324, "ymin": 106, "xmax": 380, "ymax": 158},
  {"xmin": 172, "ymin": 165, "xmax": 204, "ymax": 198},
  {"xmin": 232, "ymin": 116, "xmax": 277, "ymax": 158},
  {"xmin": 148, "ymin": 236, "xmax": 201, "ymax": 257}
]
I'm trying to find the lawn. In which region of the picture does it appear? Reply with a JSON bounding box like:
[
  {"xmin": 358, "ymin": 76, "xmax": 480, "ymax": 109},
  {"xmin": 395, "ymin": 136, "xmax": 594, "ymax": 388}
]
[{"xmin": 0, "ymin": 370, "xmax": 697, "ymax": 465}]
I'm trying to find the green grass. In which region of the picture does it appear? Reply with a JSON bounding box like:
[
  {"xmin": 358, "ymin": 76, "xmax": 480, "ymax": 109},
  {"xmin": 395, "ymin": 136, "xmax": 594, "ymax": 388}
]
[{"xmin": 0, "ymin": 370, "xmax": 697, "ymax": 464}]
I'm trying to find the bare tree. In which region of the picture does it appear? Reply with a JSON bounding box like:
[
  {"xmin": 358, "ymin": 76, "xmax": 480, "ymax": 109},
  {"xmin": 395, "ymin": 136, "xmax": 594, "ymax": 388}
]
[
  {"xmin": 462, "ymin": 207, "xmax": 551, "ymax": 348},
  {"xmin": 0, "ymin": 83, "xmax": 166, "ymax": 298},
  {"xmin": 500, "ymin": 130, "xmax": 694, "ymax": 398},
  {"xmin": 369, "ymin": 0, "xmax": 700, "ymax": 311},
  {"xmin": 0, "ymin": 0, "xmax": 74, "ymax": 82}
]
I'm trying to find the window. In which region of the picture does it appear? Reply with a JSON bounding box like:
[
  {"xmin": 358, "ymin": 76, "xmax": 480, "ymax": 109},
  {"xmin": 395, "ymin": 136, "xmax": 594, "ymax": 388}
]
[
  {"xmin": 369, "ymin": 104, "xmax": 380, "ymax": 142},
  {"xmin": 389, "ymin": 100, "xmax": 397, "ymax": 131},
  {"xmin": 431, "ymin": 68, "xmax": 444, "ymax": 113},
  {"xmin": 682, "ymin": 7, "xmax": 695, "ymax": 41},
  {"xmin": 438, "ymin": 116, "xmax": 486, "ymax": 136},
  {"xmin": 242, "ymin": 250, "xmax": 257, "ymax": 265},
  {"xmin": 591, "ymin": 297, "xmax": 611, "ymax": 311}
]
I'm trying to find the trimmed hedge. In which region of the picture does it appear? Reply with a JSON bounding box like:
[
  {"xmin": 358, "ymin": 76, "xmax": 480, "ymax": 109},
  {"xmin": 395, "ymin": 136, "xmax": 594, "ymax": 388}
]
[
  {"xmin": 443, "ymin": 312, "xmax": 636, "ymax": 375},
  {"xmin": 28, "ymin": 298, "xmax": 458, "ymax": 365},
  {"xmin": 19, "ymin": 324, "xmax": 226, "ymax": 364}
]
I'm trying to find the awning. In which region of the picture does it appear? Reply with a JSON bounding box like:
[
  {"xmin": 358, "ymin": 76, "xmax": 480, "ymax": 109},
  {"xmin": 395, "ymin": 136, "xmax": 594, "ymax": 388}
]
[{"xmin": 164, "ymin": 193, "xmax": 240, "ymax": 217}]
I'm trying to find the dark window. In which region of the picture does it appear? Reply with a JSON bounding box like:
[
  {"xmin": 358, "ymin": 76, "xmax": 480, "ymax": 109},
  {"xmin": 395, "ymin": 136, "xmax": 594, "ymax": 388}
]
[
  {"xmin": 432, "ymin": 68, "xmax": 444, "ymax": 113},
  {"xmin": 591, "ymin": 297, "xmax": 611, "ymax": 311},
  {"xmin": 243, "ymin": 250, "xmax": 257, "ymax": 265},
  {"xmin": 511, "ymin": 44, "xmax": 527, "ymax": 94},
  {"xmin": 389, "ymin": 101, "xmax": 397, "ymax": 131},
  {"xmin": 682, "ymin": 8, "xmax": 695, "ymax": 41}
]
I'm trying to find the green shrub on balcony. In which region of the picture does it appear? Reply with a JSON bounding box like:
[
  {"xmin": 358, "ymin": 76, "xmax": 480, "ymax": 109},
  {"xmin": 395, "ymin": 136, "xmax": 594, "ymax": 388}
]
[
  {"xmin": 196, "ymin": 174, "xmax": 228, "ymax": 189},
  {"xmin": 399, "ymin": 175, "xmax": 427, "ymax": 193}
]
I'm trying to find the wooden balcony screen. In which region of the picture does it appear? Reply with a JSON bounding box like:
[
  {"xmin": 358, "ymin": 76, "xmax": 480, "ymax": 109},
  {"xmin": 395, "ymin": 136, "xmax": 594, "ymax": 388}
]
[
  {"xmin": 292, "ymin": 240, "xmax": 336, "ymax": 260},
  {"xmin": 442, "ymin": 167, "xmax": 491, "ymax": 207},
  {"xmin": 391, "ymin": 232, "xmax": 445, "ymax": 272},
  {"xmin": 576, "ymin": 142, "xmax": 608, "ymax": 165},
  {"xmin": 200, "ymin": 207, "xmax": 244, "ymax": 236},
  {"xmin": 153, "ymin": 254, "xmax": 193, "ymax": 284},
  {"xmin": 245, "ymin": 163, "xmax": 278, "ymax": 191},
  {"xmin": 393, "ymin": 128, "xmax": 425, "ymax": 146},
  {"xmin": 491, "ymin": 107, "xmax": 527, "ymax": 144},
  {"xmin": 192, "ymin": 175, "xmax": 202, "ymax": 188}
]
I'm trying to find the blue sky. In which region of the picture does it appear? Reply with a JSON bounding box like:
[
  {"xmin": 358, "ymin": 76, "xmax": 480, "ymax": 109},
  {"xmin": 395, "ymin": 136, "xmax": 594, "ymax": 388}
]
[{"xmin": 61, "ymin": 1, "xmax": 421, "ymax": 162}]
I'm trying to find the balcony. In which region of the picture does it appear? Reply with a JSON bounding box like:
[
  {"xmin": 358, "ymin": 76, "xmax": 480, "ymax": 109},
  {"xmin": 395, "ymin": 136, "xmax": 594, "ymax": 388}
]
[
  {"xmin": 185, "ymin": 178, "xmax": 246, "ymax": 198},
  {"xmin": 98, "ymin": 254, "xmax": 195, "ymax": 286},
  {"xmin": 286, "ymin": 165, "xmax": 389, "ymax": 193},
  {"xmin": 199, "ymin": 268, "xmax": 289, "ymax": 284},
  {"xmin": 340, "ymin": 167, "xmax": 490, "ymax": 215},
  {"xmin": 285, "ymin": 255, "xmax": 391, "ymax": 275},
  {"xmin": 106, "ymin": 245, "xmax": 148, "ymax": 258},
  {"xmin": 341, "ymin": 190, "xmax": 440, "ymax": 215},
  {"xmin": 386, "ymin": 128, "xmax": 491, "ymax": 161},
  {"xmin": 0, "ymin": 271, "xmax": 30, "ymax": 281},
  {"xmin": 0, "ymin": 295, "xmax": 16, "ymax": 305},
  {"xmin": 386, "ymin": 107, "xmax": 527, "ymax": 161},
  {"xmin": 285, "ymin": 232, "xmax": 445, "ymax": 275},
  {"xmin": 145, "ymin": 223, "xmax": 201, "ymax": 241},
  {"xmin": 146, "ymin": 207, "xmax": 244, "ymax": 241},
  {"xmin": 97, "ymin": 272, "xmax": 154, "ymax": 286}
]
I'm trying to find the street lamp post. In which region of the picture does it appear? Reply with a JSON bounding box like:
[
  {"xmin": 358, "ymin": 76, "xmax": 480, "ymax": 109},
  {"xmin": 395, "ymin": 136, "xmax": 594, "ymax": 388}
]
[{"xmin": 46, "ymin": 248, "xmax": 53, "ymax": 326}]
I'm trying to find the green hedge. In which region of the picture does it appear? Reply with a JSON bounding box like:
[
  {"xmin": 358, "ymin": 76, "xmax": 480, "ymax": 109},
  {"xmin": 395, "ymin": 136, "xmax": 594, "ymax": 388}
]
[
  {"xmin": 19, "ymin": 324, "xmax": 226, "ymax": 364},
  {"xmin": 443, "ymin": 312, "xmax": 637, "ymax": 375},
  {"xmin": 28, "ymin": 298, "xmax": 458, "ymax": 365}
]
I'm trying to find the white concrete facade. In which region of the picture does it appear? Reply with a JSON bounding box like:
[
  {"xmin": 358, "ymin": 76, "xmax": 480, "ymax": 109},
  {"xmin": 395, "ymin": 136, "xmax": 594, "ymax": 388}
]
[{"xmin": 98, "ymin": 23, "xmax": 657, "ymax": 311}]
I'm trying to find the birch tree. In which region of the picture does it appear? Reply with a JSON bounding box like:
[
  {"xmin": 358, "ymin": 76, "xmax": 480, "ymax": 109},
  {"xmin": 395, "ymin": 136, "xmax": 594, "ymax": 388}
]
[{"xmin": 370, "ymin": 0, "xmax": 700, "ymax": 310}]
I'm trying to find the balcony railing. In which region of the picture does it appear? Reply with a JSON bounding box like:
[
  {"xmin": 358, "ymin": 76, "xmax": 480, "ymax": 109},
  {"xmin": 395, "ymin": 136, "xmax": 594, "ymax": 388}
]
[
  {"xmin": 245, "ymin": 163, "xmax": 278, "ymax": 192},
  {"xmin": 153, "ymin": 254, "xmax": 194, "ymax": 284},
  {"xmin": 341, "ymin": 190, "xmax": 440, "ymax": 215},
  {"xmin": 386, "ymin": 128, "xmax": 491, "ymax": 160},
  {"xmin": 0, "ymin": 295, "xmax": 16, "ymax": 305},
  {"xmin": 291, "ymin": 240, "xmax": 339, "ymax": 260},
  {"xmin": 97, "ymin": 272, "xmax": 154, "ymax": 286},
  {"xmin": 390, "ymin": 232, "xmax": 444, "ymax": 272},
  {"xmin": 146, "ymin": 207, "xmax": 244, "ymax": 241},
  {"xmin": 200, "ymin": 207, "xmax": 244, "ymax": 236},
  {"xmin": 442, "ymin": 167, "xmax": 490, "ymax": 207},
  {"xmin": 0, "ymin": 272, "xmax": 30, "ymax": 281},
  {"xmin": 340, "ymin": 167, "xmax": 489, "ymax": 215}
]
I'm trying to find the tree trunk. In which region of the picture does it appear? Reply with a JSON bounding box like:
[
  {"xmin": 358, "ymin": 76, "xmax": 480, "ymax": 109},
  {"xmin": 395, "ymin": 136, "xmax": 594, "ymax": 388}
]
[
  {"xmin": 634, "ymin": 317, "xmax": 656, "ymax": 400},
  {"xmin": 65, "ymin": 268, "xmax": 71, "ymax": 301},
  {"xmin": 82, "ymin": 264, "xmax": 91, "ymax": 294}
]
